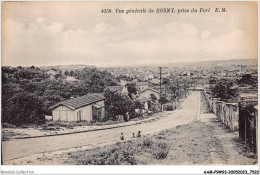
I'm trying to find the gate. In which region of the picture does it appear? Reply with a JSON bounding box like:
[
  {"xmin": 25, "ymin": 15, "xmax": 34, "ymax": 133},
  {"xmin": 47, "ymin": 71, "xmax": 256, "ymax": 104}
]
[{"xmin": 239, "ymin": 103, "xmax": 258, "ymax": 153}]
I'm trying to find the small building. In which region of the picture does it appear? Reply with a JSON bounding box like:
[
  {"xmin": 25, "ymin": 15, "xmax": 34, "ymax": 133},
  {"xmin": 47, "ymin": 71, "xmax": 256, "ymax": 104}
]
[
  {"xmin": 120, "ymin": 79, "xmax": 127, "ymax": 86},
  {"xmin": 46, "ymin": 69, "xmax": 56, "ymax": 76},
  {"xmin": 49, "ymin": 94, "xmax": 105, "ymax": 122},
  {"xmin": 149, "ymin": 78, "xmax": 160, "ymax": 85},
  {"xmin": 105, "ymin": 85, "xmax": 128, "ymax": 96},
  {"xmin": 192, "ymin": 78, "xmax": 210, "ymax": 88},
  {"xmin": 136, "ymin": 82, "xmax": 149, "ymax": 92},
  {"xmin": 66, "ymin": 76, "xmax": 79, "ymax": 82},
  {"xmin": 148, "ymin": 74, "xmax": 154, "ymax": 80},
  {"xmin": 139, "ymin": 97, "xmax": 150, "ymax": 111},
  {"xmin": 139, "ymin": 88, "xmax": 160, "ymax": 100}
]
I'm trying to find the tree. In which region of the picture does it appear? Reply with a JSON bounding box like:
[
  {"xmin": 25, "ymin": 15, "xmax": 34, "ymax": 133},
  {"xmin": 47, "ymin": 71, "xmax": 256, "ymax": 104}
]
[
  {"xmin": 104, "ymin": 90, "xmax": 139, "ymax": 121},
  {"xmin": 104, "ymin": 90, "xmax": 125, "ymax": 120},
  {"xmin": 64, "ymin": 71, "xmax": 70, "ymax": 76},
  {"xmin": 210, "ymin": 82, "xmax": 238, "ymax": 102},
  {"xmin": 150, "ymin": 94, "xmax": 157, "ymax": 102},
  {"xmin": 169, "ymin": 85, "xmax": 177, "ymax": 95},
  {"xmin": 159, "ymin": 95, "xmax": 168, "ymax": 105},
  {"xmin": 1, "ymin": 65, "xmax": 118, "ymax": 126},
  {"xmin": 2, "ymin": 83, "xmax": 45, "ymax": 126},
  {"xmin": 162, "ymin": 78, "xmax": 170, "ymax": 85},
  {"xmin": 126, "ymin": 83, "xmax": 137, "ymax": 99},
  {"xmin": 54, "ymin": 74, "xmax": 61, "ymax": 79},
  {"xmin": 57, "ymin": 70, "xmax": 63, "ymax": 75},
  {"xmin": 69, "ymin": 70, "xmax": 75, "ymax": 77},
  {"xmin": 237, "ymin": 74, "xmax": 257, "ymax": 86}
]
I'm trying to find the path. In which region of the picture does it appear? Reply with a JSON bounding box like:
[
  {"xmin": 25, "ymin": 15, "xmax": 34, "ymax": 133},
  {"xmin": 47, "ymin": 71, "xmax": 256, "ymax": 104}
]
[{"xmin": 2, "ymin": 92, "xmax": 200, "ymax": 163}]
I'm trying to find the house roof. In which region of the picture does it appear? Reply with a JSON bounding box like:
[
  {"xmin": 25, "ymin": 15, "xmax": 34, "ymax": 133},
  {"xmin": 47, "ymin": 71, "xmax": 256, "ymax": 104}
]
[
  {"xmin": 136, "ymin": 82, "xmax": 149, "ymax": 86},
  {"xmin": 105, "ymin": 86, "xmax": 125, "ymax": 93},
  {"xmin": 193, "ymin": 79, "xmax": 209, "ymax": 84},
  {"xmin": 139, "ymin": 88, "xmax": 159, "ymax": 94},
  {"xmin": 139, "ymin": 97, "xmax": 150, "ymax": 103},
  {"xmin": 50, "ymin": 94, "xmax": 105, "ymax": 111}
]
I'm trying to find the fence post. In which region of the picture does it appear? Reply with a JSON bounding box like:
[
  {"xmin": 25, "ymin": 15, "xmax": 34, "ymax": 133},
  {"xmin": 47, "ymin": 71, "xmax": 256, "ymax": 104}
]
[
  {"xmin": 245, "ymin": 113, "xmax": 247, "ymax": 143},
  {"xmin": 238, "ymin": 102, "xmax": 242, "ymax": 140},
  {"xmin": 255, "ymin": 107, "xmax": 258, "ymax": 154}
]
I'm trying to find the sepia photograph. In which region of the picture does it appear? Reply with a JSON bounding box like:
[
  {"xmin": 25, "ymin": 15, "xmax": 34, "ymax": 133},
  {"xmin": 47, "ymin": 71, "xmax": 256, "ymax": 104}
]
[{"xmin": 0, "ymin": 1, "xmax": 259, "ymax": 173}]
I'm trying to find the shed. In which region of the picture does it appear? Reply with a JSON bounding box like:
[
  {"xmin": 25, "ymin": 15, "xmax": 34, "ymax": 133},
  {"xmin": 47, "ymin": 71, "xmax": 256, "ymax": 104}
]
[{"xmin": 49, "ymin": 94, "xmax": 105, "ymax": 122}]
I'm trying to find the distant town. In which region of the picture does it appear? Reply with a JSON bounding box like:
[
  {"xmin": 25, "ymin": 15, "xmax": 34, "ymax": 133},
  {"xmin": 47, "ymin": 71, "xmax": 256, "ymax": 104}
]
[{"xmin": 2, "ymin": 58, "xmax": 258, "ymax": 165}]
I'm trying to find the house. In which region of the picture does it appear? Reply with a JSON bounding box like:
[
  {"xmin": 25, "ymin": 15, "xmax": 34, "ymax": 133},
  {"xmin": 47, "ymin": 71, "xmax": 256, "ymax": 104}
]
[
  {"xmin": 139, "ymin": 97, "xmax": 150, "ymax": 111},
  {"xmin": 153, "ymin": 85, "xmax": 167, "ymax": 95},
  {"xmin": 150, "ymin": 78, "xmax": 160, "ymax": 85},
  {"xmin": 105, "ymin": 85, "xmax": 128, "ymax": 96},
  {"xmin": 136, "ymin": 82, "xmax": 149, "ymax": 92},
  {"xmin": 49, "ymin": 94, "xmax": 105, "ymax": 122},
  {"xmin": 120, "ymin": 79, "xmax": 127, "ymax": 86},
  {"xmin": 66, "ymin": 76, "xmax": 79, "ymax": 82},
  {"xmin": 139, "ymin": 88, "xmax": 160, "ymax": 100},
  {"xmin": 148, "ymin": 74, "xmax": 154, "ymax": 80},
  {"xmin": 46, "ymin": 69, "xmax": 56, "ymax": 76},
  {"xmin": 240, "ymin": 93, "xmax": 258, "ymax": 101},
  {"xmin": 192, "ymin": 78, "xmax": 210, "ymax": 88}
]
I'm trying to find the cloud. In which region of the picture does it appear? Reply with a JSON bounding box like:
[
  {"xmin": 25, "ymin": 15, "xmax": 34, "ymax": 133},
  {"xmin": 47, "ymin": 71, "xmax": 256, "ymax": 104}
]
[
  {"xmin": 2, "ymin": 2, "xmax": 257, "ymax": 67},
  {"xmin": 48, "ymin": 22, "xmax": 64, "ymax": 33},
  {"xmin": 36, "ymin": 17, "xmax": 45, "ymax": 25},
  {"xmin": 201, "ymin": 30, "xmax": 211, "ymax": 39}
]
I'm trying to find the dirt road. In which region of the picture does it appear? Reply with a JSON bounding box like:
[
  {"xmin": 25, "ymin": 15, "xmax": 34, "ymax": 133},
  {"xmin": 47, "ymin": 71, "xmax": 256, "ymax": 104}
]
[{"xmin": 2, "ymin": 92, "xmax": 200, "ymax": 163}]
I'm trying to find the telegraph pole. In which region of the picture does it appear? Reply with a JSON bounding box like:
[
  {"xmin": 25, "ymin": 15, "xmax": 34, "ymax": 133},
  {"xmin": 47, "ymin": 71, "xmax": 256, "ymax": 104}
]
[
  {"xmin": 158, "ymin": 67, "xmax": 162, "ymax": 112},
  {"xmin": 159, "ymin": 67, "xmax": 162, "ymax": 98}
]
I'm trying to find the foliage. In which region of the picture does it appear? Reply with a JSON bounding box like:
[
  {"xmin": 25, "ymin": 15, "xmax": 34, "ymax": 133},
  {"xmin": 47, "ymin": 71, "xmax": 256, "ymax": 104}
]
[
  {"xmin": 126, "ymin": 83, "xmax": 137, "ymax": 99},
  {"xmin": 162, "ymin": 78, "xmax": 170, "ymax": 85},
  {"xmin": 152, "ymin": 142, "xmax": 170, "ymax": 159},
  {"xmin": 104, "ymin": 90, "xmax": 140, "ymax": 121},
  {"xmin": 159, "ymin": 94, "xmax": 169, "ymax": 104},
  {"xmin": 142, "ymin": 137, "xmax": 153, "ymax": 147},
  {"xmin": 150, "ymin": 94, "xmax": 157, "ymax": 102},
  {"xmin": 68, "ymin": 137, "xmax": 170, "ymax": 165},
  {"xmin": 237, "ymin": 74, "xmax": 257, "ymax": 86},
  {"xmin": 210, "ymin": 81, "xmax": 238, "ymax": 102},
  {"xmin": 2, "ymin": 66, "xmax": 116, "ymax": 126}
]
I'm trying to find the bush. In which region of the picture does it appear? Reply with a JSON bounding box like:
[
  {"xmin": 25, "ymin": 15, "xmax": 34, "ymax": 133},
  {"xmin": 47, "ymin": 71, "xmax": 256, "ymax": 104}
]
[
  {"xmin": 142, "ymin": 138, "xmax": 153, "ymax": 148},
  {"xmin": 152, "ymin": 142, "xmax": 170, "ymax": 159},
  {"xmin": 66, "ymin": 134, "xmax": 172, "ymax": 165},
  {"xmin": 77, "ymin": 144, "xmax": 137, "ymax": 165},
  {"xmin": 2, "ymin": 123, "xmax": 16, "ymax": 128}
]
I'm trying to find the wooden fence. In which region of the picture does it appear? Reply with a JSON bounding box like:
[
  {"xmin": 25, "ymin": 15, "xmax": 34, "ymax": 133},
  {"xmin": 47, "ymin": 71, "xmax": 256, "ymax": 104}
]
[
  {"xmin": 239, "ymin": 102, "xmax": 258, "ymax": 153},
  {"xmin": 203, "ymin": 90, "xmax": 239, "ymax": 131},
  {"xmin": 204, "ymin": 89, "xmax": 258, "ymax": 153}
]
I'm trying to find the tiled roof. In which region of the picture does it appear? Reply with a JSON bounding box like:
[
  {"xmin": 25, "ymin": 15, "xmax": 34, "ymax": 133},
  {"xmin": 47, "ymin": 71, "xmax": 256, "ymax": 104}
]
[
  {"xmin": 105, "ymin": 86, "xmax": 124, "ymax": 93},
  {"xmin": 139, "ymin": 88, "xmax": 159, "ymax": 94},
  {"xmin": 193, "ymin": 79, "xmax": 209, "ymax": 84},
  {"xmin": 50, "ymin": 94, "xmax": 105, "ymax": 110},
  {"xmin": 139, "ymin": 97, "xmax": 150, "ymax": 103},
  {"xmin": 136, "ymin": 82, "xmax": 149, "ymax": 86}
]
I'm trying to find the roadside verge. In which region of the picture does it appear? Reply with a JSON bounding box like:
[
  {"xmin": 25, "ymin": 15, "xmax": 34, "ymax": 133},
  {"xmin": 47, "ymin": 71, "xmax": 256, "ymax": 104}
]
[{"xmin": 3, "ymin": 110, "xmax": 179, "ymax": 140}]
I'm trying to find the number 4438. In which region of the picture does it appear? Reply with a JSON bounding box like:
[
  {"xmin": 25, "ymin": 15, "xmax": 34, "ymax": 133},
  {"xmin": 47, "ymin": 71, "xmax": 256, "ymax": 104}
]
[{"xmin": 101, "ymin": 9, "xmax": 112, "ymax": 13}]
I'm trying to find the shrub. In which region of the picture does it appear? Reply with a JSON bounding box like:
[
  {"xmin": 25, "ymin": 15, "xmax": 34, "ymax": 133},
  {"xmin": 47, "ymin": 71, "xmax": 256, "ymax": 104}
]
[
  {"xmin": 2, "ymin": 123, "xmax": 16, "ymax": 128},
  {"xmin": 152, "ymin": 142, "xmax": 170, "ymax": 159},
  {"xmin": 78, "ymin": 145, "xmax": 137, "ymax": 165},
  {"xmin": 142, "ymin": 138, "xmax": 153, "ymax": 148}
]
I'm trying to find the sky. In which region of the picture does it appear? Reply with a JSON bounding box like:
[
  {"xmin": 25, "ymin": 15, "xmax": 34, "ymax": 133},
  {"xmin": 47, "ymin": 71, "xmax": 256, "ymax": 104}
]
[{"xmin": 2, "ymin": 2, "xmax": 258, "ymax": 67}]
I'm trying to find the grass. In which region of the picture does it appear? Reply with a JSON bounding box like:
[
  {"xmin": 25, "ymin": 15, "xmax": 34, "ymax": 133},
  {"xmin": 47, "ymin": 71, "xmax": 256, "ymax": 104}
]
[
  {"xmin": 40, "ymin": 112, "xmax": 165, "ymax": 131},
  {"xmin": 41, "ymin": 120, "xmax": 125, "ymax": 131},
  {"xmin": 65, "ymin": 137, "xmax": 171, "ymax": 165}
]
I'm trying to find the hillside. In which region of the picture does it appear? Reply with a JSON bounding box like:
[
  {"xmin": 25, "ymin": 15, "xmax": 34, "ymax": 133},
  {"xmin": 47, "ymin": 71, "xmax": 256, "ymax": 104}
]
[
  {"xmin": 40, "ymin": 64, "xmax": 96, "ymax": 71},
  {"xmin": 106, "ymin": 59, "xmax": 257, "ymax": 68}
]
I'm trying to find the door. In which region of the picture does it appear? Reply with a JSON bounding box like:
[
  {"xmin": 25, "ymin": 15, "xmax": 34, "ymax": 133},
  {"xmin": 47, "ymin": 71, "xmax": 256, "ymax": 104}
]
[{"xmin": 77, "ymin": 111, "xmax": 82, "ymax": 121}]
